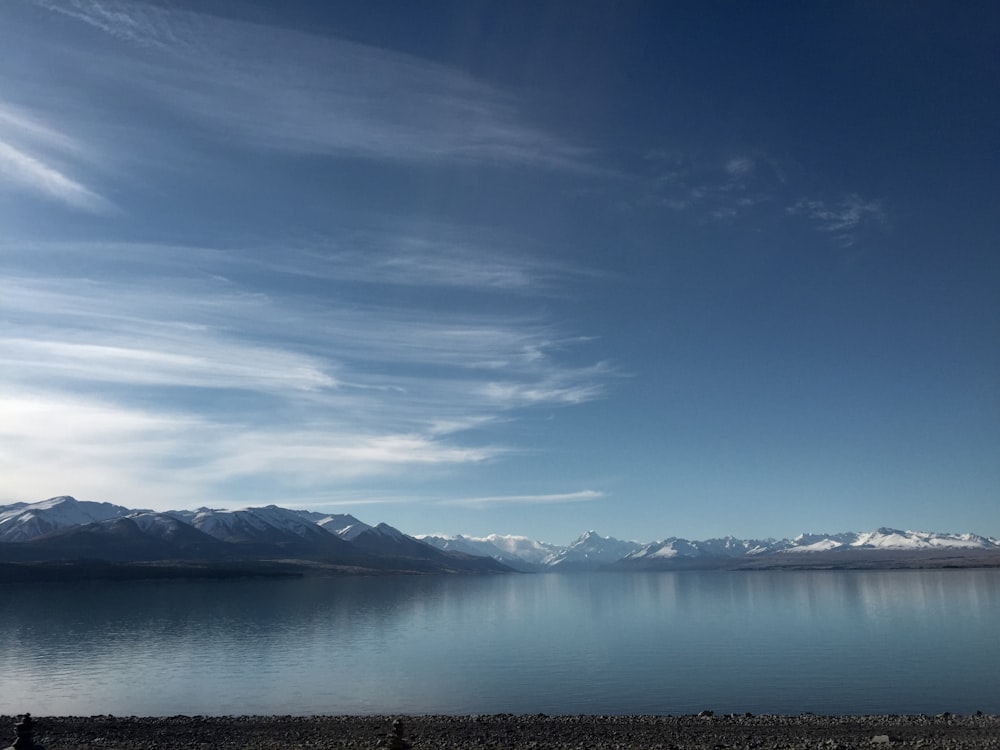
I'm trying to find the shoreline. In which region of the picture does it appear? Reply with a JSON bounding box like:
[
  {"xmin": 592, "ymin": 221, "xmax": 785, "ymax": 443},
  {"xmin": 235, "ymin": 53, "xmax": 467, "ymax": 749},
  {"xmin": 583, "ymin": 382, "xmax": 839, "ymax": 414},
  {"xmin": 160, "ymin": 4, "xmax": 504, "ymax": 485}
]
[{"xmin": 10, "ymin": 713, "xmax": 1000, "ymax": 749}]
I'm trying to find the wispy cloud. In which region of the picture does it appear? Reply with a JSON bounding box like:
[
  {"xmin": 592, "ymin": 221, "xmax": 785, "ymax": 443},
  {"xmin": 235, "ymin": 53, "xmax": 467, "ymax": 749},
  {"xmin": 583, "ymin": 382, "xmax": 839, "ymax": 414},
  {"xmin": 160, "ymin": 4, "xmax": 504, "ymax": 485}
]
[
  {"xmin": 787, "ymin": 195, "xmax": 887, "ymax": 246},
  {"xmin": 439, "ymin": 490, "xmax": 604, "ymax": 508},
  {"xmin": 193, "ymin": 431, "xmax": 499, "ymax": 480},
  {"xmin": 480, "ymin": 362, "xmax": 612, "ymax": 408},
  {"xmin": 0, "ymin": 102, "xmax": 88, "ymax": 155},
  {"xmin": 2, "ymin": 336, "xmax": 337, "ymax": 393},
  {"xmin": 0, "ymin": 232, "xmax": 610, "ymax": 507},
  {"xmin": 643, "ymin": 151, "xmax": 781, "ymax": 222},
  {"xmin": 0, "ymin": 391, "xmax": 208, "ymax": 506},
  {"xmin": 0, "ymin": 137, "xmax": 112, "ymax": 213},
  {"xmin": 0, "ymin": 271, "xmax": 601, "ymax": 407},
  {"xmin": 238, "ymin": 228, "xmax": 599, "ymax": 294},
  {"xmin": 31, "ymin": 0, "xmax": 173, "ymax": 48},
  {"xmin": 27, "ymin": 0, "xmax": 590, "ymax": 171},
  {"xmin": 0, "ymin": 99, "xmax": 116, "ymax": 212},
  {"xmin": 0, "ymin": 2, "xmax": 606, "ymax": 511},
  {"xmin": 0, "ymin": 390, "xmax": 502, "ymax": 508},
  {"xmin": 638, "ymin": 151, "xmax": 886, "ymax": 246},
  {"xmin": 725, "ymin": 157, "xmax": 755, "ymax": 177},
  {"xmin": 0, "ymin": 229, "xmax": 597, "ymax": 297}
]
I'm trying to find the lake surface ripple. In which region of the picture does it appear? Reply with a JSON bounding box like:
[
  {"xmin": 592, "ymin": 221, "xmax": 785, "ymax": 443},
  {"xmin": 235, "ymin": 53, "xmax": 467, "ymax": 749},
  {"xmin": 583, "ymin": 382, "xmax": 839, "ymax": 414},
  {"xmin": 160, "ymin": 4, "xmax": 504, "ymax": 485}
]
[{"xmin": 1, "ymin": 569, "xmax": 997, "ymax": 716}]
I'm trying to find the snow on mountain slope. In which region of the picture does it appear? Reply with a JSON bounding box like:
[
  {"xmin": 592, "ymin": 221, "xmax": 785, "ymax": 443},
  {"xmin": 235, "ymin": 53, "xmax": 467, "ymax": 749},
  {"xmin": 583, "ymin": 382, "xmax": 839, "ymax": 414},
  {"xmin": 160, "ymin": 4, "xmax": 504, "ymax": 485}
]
[
  {"xmin": 418, "ymin": 534, "xmax": 510, "ymax": 558},
  {"xmin": 369, "ymin": 522, "xmax": 410, "ymax": 540},
  {"xmin": 127, "ymin": 511, "xmax": 230, "ymax": 549},
  {"xmin": 780, "ymin": 528, "xmax": 1000, "ymax": 553},
  {"xmin": 0, "ymin": 496, "xmax": 132, "ymax": 542},
  {"xmin": 695, "ymin": 536, "xmax": 783, "ymax": 556},
  {"xmin": 318, "ymin": 514, "xmax": 373, "ymax": 540},
  {"xmin": 625, "ymin": 536, "xmax": 783, "ymax": 561},
  {"xmin": 853, "ymin": 528, "xmax": 926, "ymax": 549},
  {"xmin": 784, "ymin": 538, "xmax": 844, "ymax": 553},
  {"xmin": 4, "ymin": 497, "xmax": 998, "ymax": 570},
  {"xmin": 627, "ymin": 538, "xmax": 703, "ymax": 560},
  {"xmin": 129, "ymin": 511, "xmax": 191, "ymax": 538},
  {"xmin": 854, "ymin": 527, "xmax": 995, "ymax": 549},
  {"xmin": 781, "ymin": 532, "xmax": 858, "ymax": 553},
  {"xmin": 428, "ymin": 526, "xmax": 1000, "ymax": 570},
  {"xmin": 476, "ymin": 534, "xmax": 562, "ymax": 565},
  {"xmin": 185, "ymin": 505, "xmax": 337, "ymax": 544},
  {"xmin": 418, "ymin": 534, "xmax": 543, "ymax": 570},
  {"xmin": 620, "ymin": 528, "xmax": 1000, "ymax": 564},
  {"xmin": 83, "ymin": 512, "xmax": 234, "ymax": 559},
  {"xmin": 542, "ymin": 531, "xmax": 643, "ymax": 569}
]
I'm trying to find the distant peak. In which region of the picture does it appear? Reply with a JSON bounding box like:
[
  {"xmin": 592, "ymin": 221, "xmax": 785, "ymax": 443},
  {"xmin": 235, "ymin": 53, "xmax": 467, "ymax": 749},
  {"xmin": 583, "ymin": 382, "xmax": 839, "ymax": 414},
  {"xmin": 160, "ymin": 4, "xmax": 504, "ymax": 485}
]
[{"xmin": 875, "ymin": 526, "xmax": 905, "ymax": 535}]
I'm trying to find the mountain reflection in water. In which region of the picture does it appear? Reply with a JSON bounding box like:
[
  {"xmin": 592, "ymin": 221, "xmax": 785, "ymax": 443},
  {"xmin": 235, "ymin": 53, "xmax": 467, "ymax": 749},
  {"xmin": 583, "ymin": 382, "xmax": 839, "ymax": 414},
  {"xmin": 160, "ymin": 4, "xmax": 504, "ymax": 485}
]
[{"xmin": 1, "ymin": 570, "xmax": 997, "ymax": 716}]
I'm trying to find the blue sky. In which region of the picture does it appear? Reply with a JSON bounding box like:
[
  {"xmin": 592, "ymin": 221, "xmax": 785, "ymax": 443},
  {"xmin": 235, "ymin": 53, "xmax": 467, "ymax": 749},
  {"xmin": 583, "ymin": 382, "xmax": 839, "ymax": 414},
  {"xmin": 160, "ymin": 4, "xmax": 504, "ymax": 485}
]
[{"xmin": 1, "ymin": 0, "xmax": 997, "ymax": 544}]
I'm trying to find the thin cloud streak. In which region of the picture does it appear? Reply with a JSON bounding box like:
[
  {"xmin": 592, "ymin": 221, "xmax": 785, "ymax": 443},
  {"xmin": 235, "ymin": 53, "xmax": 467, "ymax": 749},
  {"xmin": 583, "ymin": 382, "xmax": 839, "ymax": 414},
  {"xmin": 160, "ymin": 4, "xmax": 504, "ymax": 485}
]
[
  {"xmin": 0, "ymin": 139, "xmax": 112, "ymax": 213},
  {"xmin": 194, "ymin": 432, "xmax": 499, "ymax": 479},
  {"xmin": 0, "ymin": 101, "xmax": 87, "ymax": 156},
  {"xmin": 0, "ymin": 229, "xmax": 610, "ymax": 507},
  {"xmin": 2, "ymin": 337, "xmax": 337, "ymax": 393},
  {"xmin": 0, "ymin": 391, "xmax": 208, "ymax": 507},
  {"xmin": 277, "ymin": 238, "xmax": 590, "ymax": 293},
  {"xmin": 0, "ymin": 389, "xmax": 505, "ymax": 509},
  {"xmin": 0, "ymin": 270, "xmax": 598, "ymax": 383},
  {"xmin": 0, "ymin": 100, "xmax": 114, "ymax": 213},
  {"xmin": 30, "ymin": 0, "xmax": 591, "ymax": 171},
  {"xmin": 31, "ymin": 0, "xmax": 174, "ymax": 48},
  {"xmin": 2, "ymin": 228, "xmax": 599, "ymax": 296},
  {"xmin": 480, "ymin": 363, "xmax": 613, "ymax": 408}
]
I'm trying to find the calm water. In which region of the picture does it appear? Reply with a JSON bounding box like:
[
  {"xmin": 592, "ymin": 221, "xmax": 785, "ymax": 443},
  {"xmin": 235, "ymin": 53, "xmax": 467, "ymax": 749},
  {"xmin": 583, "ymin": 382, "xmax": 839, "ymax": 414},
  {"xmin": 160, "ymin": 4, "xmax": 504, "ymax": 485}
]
[{"xmin": 1, "ymin": 570, "xmax": 997, "ymax": 716}]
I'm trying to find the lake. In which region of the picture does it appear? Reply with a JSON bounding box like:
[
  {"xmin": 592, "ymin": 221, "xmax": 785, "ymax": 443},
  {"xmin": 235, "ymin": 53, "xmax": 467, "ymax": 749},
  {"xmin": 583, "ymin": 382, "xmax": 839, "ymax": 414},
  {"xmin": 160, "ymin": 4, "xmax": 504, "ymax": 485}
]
[{"xmin": 1, "ymin": 569, "xmax": 997, "ymax": 716}]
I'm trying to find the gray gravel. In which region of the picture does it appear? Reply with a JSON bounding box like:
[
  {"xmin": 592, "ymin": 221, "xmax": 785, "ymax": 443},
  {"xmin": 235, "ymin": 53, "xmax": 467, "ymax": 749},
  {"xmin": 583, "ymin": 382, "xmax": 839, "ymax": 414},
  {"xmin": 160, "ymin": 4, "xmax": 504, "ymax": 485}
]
[{"xmin": 8, "ymin": 713, "xmax": 999, "ymax": 750}]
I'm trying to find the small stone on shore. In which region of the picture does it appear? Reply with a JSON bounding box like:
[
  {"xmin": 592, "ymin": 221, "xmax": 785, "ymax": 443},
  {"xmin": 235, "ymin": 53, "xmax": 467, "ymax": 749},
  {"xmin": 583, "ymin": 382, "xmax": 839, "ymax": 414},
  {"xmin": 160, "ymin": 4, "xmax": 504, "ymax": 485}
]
[{"xmin": 7, "ymin": 713, "xmax": 999, "ymax": 750}]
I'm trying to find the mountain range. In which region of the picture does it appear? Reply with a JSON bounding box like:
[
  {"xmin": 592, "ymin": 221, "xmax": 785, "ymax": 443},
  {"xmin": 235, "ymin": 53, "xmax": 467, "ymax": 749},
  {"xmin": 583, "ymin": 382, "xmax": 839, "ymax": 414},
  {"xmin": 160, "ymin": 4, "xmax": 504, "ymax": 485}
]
[
  {"xmin": 0, "ymin": 496, "xmax": 510, "ymax": 577},
  {"xmin": 418, "ymin": 527, "xmax": 1000, "ymax": 571},
  {"xmin": 2, "ymin": 496, "xmax": 999, "ymax": 579}
]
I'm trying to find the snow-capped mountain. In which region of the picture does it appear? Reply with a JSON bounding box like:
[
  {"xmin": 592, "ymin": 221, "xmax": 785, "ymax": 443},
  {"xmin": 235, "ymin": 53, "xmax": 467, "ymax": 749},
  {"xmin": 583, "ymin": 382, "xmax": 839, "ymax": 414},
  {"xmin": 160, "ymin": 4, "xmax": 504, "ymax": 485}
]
[
  {"xmin": 418, "ymin": 533, "xmax": 563, "ymax": 571},
  {"xmin": 0, "ymin": 497, "xmax": 511, "ymax": 574},
  {"xmin": 782, "ymin": 532, "xmax": 858, "ymax": 553},
  {"xmin": 541, "ymin": 531, "xmax": 644, "ymax": 570},
  {"xmin": 267, "ymin": 521, "xmax": 512, "ymax": 573},
  {"xmin": 783, "ymin": 527, "xmax": 998, "ymax": 553},
  {"xmin": 174, "ymin": 505, "xmax": 338, "ymax": 547},
  {"xmin": 2, "ymin": 497, "xmax": 998, "ymax": 573},
  {"xmin": 0, "ymin": 495, "xmax": 132, "ymax": 543},
  {"xmin": 614, "ymin": 527, "xmax": 1000, "ymax": 570},
  {"xmin": 416, "ymin": 533, "xmax": 506, "ymax": 559},
  {"xmin": 0, "ymin": 513, "xmax": 239, "ymax": 563},
  {"xmin": 129, "ymin": 510, "xmax": 225, "ymax": 543},
  {"xmin": 427, "ymin": 527, "xmax": 1000, "ymax": 571},
  {"xmin": 480, "ymin": 534, "xmax": 562, "ymax": 565},
  {"xmin": 625, "ymin": 536, "xmax": 783, "ymax": 562},
  {"xmin": 316, "ymin": 513, "xmax": 373, "ymax": 540}
]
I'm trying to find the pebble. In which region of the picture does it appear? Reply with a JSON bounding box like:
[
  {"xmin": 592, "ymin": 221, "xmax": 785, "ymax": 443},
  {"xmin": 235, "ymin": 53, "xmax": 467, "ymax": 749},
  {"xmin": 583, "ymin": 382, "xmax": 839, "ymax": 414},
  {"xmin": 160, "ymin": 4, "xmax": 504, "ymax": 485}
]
[{"xmin": 5, "ymin": 713, "xmax": 1000, "ymax": 750}]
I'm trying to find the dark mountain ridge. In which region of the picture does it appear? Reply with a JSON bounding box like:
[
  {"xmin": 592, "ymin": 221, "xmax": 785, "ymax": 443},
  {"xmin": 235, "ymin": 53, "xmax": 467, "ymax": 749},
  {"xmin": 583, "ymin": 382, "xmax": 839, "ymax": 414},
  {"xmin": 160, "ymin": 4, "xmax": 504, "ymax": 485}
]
[
  {"xmin": 3, "ymin": 497, "xmax": 999, "ymax": 579},
  {"xmin": 0, "ymin": 497, "xmax": 513, "ymax": 578}
]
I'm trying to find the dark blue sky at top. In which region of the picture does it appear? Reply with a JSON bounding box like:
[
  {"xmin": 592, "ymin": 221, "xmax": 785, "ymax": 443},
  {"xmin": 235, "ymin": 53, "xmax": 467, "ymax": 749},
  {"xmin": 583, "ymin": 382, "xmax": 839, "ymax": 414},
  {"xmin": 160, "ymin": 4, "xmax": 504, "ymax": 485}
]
[{"xmin": 1, "ymin": 0, "xmax": 997, "ymax": 542}]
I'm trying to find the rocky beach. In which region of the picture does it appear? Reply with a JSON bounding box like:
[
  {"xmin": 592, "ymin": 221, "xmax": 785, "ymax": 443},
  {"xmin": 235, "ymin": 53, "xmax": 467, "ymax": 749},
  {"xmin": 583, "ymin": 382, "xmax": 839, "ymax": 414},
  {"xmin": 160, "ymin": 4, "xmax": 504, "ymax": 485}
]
[{"xmin": 9, "ymin": 713, "xmax": 999, "ymax": 750}]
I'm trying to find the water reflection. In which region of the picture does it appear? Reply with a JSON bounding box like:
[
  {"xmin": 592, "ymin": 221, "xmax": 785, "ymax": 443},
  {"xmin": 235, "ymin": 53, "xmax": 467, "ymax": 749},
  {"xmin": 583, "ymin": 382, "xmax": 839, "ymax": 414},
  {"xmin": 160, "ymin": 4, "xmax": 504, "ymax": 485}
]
[{"xmin": 1, "ymin": 570, "xmax": 997, "ymax": 716}]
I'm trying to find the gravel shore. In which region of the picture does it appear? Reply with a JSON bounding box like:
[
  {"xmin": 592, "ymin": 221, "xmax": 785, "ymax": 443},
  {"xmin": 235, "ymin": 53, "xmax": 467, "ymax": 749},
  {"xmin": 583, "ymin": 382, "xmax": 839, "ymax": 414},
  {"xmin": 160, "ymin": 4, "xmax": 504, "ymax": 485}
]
[{"xmin": 8, "ymin": 713, "xmax": 999, "ymax": 750}]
